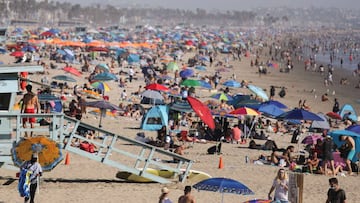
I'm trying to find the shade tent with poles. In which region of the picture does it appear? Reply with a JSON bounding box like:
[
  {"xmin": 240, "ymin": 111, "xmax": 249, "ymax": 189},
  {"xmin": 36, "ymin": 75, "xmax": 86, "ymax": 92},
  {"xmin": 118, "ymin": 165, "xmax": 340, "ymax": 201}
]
[{"xmin": 329, "ymin": 130, "xmax": 360, "ymax": 162}]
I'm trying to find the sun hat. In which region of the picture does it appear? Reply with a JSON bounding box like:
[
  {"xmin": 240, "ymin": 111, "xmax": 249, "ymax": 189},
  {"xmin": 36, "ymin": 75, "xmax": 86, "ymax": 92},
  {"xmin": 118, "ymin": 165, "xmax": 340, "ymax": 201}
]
[{"xmin": 161, "ymin": 187, "xmax": 169, "ymax": 194}]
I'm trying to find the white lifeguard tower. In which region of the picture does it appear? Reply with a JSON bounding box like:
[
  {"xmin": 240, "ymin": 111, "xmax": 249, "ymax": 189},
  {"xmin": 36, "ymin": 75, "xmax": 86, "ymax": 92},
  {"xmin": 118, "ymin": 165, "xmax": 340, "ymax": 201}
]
[{"xmin": 0, "ymin": 66, "xmax": 194, "ymax": 183}]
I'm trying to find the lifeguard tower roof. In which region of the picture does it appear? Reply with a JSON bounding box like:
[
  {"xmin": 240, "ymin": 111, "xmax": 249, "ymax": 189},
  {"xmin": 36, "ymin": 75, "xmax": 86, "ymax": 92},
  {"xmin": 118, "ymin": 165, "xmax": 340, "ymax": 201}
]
[{"xmin": 0, "ymin": 65, "xmax": 43, "ymax": 74}]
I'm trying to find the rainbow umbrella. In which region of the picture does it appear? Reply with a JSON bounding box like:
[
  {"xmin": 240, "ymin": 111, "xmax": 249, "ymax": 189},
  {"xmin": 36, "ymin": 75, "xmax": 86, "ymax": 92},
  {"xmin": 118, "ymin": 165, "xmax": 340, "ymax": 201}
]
[
  {"xmin": 211, "ymin": 93, "xmax": 233, "ymax": 101},
  {"xmin": 91, "ymin": 81, "xmax": 111, "ymax": 92},
  {"xmin": 229, "ymin": 107, "xmax": 260, "ymax": 116}
]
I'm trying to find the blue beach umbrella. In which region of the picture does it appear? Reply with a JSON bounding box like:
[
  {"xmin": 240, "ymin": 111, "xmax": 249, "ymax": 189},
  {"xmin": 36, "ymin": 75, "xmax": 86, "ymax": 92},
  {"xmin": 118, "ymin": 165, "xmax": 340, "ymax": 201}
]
[
  {"xmin": 247, "ymin": 84, "xmax": 268, "ymax": 101},
  {"xmin": 179, "ymin": 68, "xmax": 194, "ymax": 78},
  {"xmin": 277, "ymin": 108, "xmax": 324, "ymax": 121},
  {"xmin": 193, "ymin": 177, "xmax": 254, "ymax": 203},
  {"xmin": 262, "ymin": 100, "xmax": 287, "ymax": 109},
  {"xmin": 223, "ymin": 80, "xmax": 241, "ymax": 88},
  {"xmin": 257, "ymin": 104, "xmax": 285, "ymax": 118},
  {"xmin": 199, "ymin": 80, "xmax": 212, "ymax": 89},
  {"xmin": 195, "ymin": 65, "xmax": 207, "ymax": 71},
  {"xmin": 346, "ymin": 125, "xmax": 360, "ymax": 134},
  {"xmin": 93, "ymin": 72, "xmax": 118, "ymax": 81}
]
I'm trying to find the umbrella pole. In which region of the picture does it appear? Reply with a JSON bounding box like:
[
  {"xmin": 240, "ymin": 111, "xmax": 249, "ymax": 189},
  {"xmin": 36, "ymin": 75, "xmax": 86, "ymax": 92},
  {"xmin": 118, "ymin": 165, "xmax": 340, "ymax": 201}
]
[
  {"xmin": 99, "ymin": 109, "xmax": 103, "ymax": 128},
  {"xmin": 221, "ymin": 193, "xmax": 224, "ymax": 203}
]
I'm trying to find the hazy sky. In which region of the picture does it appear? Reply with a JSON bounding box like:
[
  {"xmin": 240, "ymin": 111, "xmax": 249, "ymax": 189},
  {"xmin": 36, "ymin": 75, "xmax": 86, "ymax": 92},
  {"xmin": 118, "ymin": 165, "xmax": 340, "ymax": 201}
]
[{"xmin": 63, "ymin": 0, "xmax": 360, "ymax": 10}]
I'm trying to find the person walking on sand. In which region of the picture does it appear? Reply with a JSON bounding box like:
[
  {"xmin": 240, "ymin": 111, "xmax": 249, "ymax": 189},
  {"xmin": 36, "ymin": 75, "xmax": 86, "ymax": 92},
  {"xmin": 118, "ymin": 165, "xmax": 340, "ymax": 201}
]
[
  {"xmin": 159, "ymin": 187, "xmax": 173, "ymax": 203},
  {"xmin": 326, "ymin": 177, "xmax": 346, "ymax": 203},
  {"xmin": 268, "ymin": 168, "xmax": 289, "ymax": 203},
  {"xmin": 20, "ymin": 153, "xmax": 43, "ymax": 203},
  {"xmin": 339, "ymin": 135, "xmax": 355, "ymax": 176},
  {"xmin": 20, "ymin": 84, "xmax": 40, "ymax": 137},
  {"xmin": 178, "ymin": 185, "xmax": 195, "ymax": 203}
]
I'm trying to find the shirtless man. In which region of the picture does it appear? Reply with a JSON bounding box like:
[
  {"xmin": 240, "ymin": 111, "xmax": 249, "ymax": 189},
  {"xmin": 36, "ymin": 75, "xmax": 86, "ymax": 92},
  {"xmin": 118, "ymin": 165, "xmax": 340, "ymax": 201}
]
[
  {"xmin": 339, "ymin": 135, "xmax": 356, "ymax": 175},
  {"xmin": 20, "ymin": 85, "xmax": 40, "ymax": 137},
  {"xmin": 178, "ymin": 185, "xmax": 195, "ymax": 203}
]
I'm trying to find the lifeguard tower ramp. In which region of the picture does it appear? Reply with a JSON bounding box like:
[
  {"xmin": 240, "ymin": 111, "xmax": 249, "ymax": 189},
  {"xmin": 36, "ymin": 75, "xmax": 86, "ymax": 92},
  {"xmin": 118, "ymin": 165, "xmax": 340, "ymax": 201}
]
[{"xmin": 0, "ymin": 65, "xmax": 193, "ymax": 184}]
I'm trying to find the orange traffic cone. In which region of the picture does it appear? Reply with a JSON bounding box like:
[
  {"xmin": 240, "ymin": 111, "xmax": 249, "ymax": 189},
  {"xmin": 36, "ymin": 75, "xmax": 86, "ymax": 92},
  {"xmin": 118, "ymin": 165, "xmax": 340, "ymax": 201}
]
[
  {"xmin": 65, "ymin": 152, "xmax": 70, "ymax": 165},
  {"xmin": 218, "ymin": 156, "xmax": 224, "ymax": 169}
]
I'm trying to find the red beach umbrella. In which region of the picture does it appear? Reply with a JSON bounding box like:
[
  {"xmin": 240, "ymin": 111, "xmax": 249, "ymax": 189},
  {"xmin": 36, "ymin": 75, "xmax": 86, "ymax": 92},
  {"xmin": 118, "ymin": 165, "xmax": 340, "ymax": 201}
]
[
  {"xmin": 145, "ymin": 83, "xmax": 169, "ymax": 91},
  {"xmin": 63, "ymin": 66, "xmax": 82, "ymax": 77},
  {"xmin": 187, "ymin": 96, "xmax": 215, "ymax": 130},
  {"xmin": 10, "ymin": 51, "xmax": 24, "ymax": 57},
  {"xmin": 326, "ymin": 112, "xmax": 342, "ymax": 120},
  {"xmin": 229, "ymin": 107, "xmax": 260, "ymax": 116}
]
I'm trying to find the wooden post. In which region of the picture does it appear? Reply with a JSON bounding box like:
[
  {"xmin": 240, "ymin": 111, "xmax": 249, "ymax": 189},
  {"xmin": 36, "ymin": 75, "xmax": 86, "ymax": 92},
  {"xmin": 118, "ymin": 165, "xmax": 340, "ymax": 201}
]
[{"xmin": 289, "ymin": 173, "xmax": 304, "ymax": 203}]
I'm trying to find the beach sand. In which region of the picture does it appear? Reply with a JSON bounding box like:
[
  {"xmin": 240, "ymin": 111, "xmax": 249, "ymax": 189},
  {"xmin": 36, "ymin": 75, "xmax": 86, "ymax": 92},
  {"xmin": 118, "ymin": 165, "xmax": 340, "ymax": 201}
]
[{"xmin": 0, "ymin": 45, "xmax": 359, "ymax": 203}]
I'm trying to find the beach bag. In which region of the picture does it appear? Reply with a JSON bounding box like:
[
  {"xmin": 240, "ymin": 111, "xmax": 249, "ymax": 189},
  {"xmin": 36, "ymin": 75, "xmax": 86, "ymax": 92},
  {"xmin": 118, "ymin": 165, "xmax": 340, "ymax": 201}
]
[
  {"xmin": 207, "ymin": 143, "xmax": 221, "ymax": 154},
  {"xmin": 339, "ymin": 143, "xmax": 351, "ymax": 159}
]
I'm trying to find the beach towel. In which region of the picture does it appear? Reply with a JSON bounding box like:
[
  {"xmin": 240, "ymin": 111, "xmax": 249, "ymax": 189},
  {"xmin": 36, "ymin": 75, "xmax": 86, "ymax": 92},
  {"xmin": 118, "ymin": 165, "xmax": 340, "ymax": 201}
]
[{"xmin": 18, "ymin": 168, "xmax": 32, "ymax": 198}]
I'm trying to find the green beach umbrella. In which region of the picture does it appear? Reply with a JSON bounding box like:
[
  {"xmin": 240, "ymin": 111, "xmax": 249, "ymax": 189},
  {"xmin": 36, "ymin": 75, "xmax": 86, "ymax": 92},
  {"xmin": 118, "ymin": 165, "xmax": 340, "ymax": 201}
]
[
  {"xmin": 166, "ymin": 61, "xmax": 179, "ymax": 71},
  {"xmin": 180, "ymin": 79, "xmax": 201, "ymax": 87}
]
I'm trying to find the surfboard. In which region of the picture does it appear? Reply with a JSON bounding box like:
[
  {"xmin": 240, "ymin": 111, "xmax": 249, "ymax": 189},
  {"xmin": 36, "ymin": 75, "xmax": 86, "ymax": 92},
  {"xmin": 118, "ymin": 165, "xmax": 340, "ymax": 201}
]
[{"xmin": 116, "ymin": 168, "xmax": 211, "ymax": 183}]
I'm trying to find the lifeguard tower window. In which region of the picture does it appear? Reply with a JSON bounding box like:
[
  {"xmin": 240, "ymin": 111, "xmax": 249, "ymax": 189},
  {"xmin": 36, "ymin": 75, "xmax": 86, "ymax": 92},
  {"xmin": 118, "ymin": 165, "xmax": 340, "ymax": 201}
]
[{"xmin": 0, "ymin": 93, "xmax": 11, "ymax": 111}]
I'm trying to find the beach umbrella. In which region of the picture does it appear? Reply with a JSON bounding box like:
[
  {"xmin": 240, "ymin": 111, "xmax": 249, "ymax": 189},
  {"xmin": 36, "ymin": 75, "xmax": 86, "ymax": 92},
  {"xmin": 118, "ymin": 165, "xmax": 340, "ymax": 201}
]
[
  {"xmin": 247, "ymin": 84, "xmax": 269, "ymax": 101},
  {"xmin": 195, "ymin": 65, "xmax": 207, "ymax": 71},
  {"xmin": 326, "ymin": 112, "xmax": 342, "ymax": 120},
  {"xmin": 166, "ymin": 62, "xmax": 179, "ymax": 71},
  {"xmin": 199, "ymin": 80, "xmax": 212, "ymax": 89},
  {"xmin": 63, "ymin": 66, "xmax": 82, "ymax": 77},
  {"xmin": 262, "ymin": 100, "xmax": 287, "ymax": 109},
  {"xmin": 346, "ymin": 125, "xmax": 360, "ymax": 134},
  {"xmin": 22, "ymin": 46, "xmax": 36, "ymax": 52},
  {"xmin": 82, "ymin": 89, "xmax": 101, "ymax": 99},
  {"xmin": 187, "ymin": 96, "xmax": 215, "ymax": 130},
  {"xmin": 56, "ymin": 49, "xmax": 66, "ymax": 55},
  {"xmin": 179, "ymin": 68, "xmax": 194, "ymax": 78},
  {"xmin": 257, "ymin": 104, "xmax": 284, "ymax": 118},
  {"xmin": 329, "ymin": 130, "xmax": 360, "ymax": 162},
  {"xmin": 63, "ymin": 48, "xmax": 74, "ymax": 57},
  {"xmin": 12, "ymin": 136, "xmax": 63, "ymax": 171},
  {"xmin": 91, "ymin": 81, "xmax": 111, "ymax": 92},
  {"xmin": 10, "ymin": 51, "xmax": 25, "ymax": 57},
  {"xmin": 145, "ymin": 83, "xmax": 169, "ymax": 91},
  {"xmin": 89, "ymin": 109, "xmax": 116, "ymax": 117},
  {"xmin": 85, "ymin": 100, "xmax": 120, "ymax": 127},
  {"xmin": 242, "ymin": 200, "xmax": 271, "ymax": 203},
  {"xmin": 93, "ymin": 72, "xmax": 118, "ymax": 81},
  {"xmin": 181, "ymin": 79, "xmax": 201, "ymax": 87},
  {"xmin": 95, "ymin": 63, "xmax": 110, "ymax": 72},
  {"xmin": 52, "ymin": 75, "xmax": 76, "ymax": 82},
  {"xmin": 211, "ymin": 93, "xmax": 233, "ymax": 101},
  {"xmin": 193, "ymin": 177, "xmax": 254, "ymax": 203},
  {"xmin": 141, "ymin": 90, "xmax": 164, "ymax": 100},
  {"xmin": 277, "ymin": 108, "xmax": 324, "ymax": 121},
  {"xmin": 301, "ymin": 134, "xmax": 323, "ymax": 145},
  {"xmin": 223, "ymin": 80, "xmax": 241, "ymax": 88},
  {"xmin": 229, "ymin": 107, "xmax": 260, "ymax": 116}
]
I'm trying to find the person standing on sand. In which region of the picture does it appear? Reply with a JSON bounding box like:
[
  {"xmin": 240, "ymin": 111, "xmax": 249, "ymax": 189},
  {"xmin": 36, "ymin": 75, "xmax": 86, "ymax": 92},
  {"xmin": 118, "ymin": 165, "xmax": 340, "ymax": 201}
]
[
  {"xmin": 159, "ymin": 187, "xmax": 173, "ymax": 203},
  {"xmin": 326, "ymin": 177, "xmax": 346, "ymax": 203},
  {"xmin": 339, "ymin": 135, "xmax": 355, "ymax": 176},
  {"xmin": 20, "ymin": 84, "xmax": 40, "ymax": 137},
  {"xmin": 268, "ymin": 168, "xmax": 289, "ymax": 203},
  {"xmin": 20, "ymin": 153, "xmax": 43, "ymax": 203},
  {"xmin": 178, "ymin": 185, "xmax": 195, "ymax": 203}
]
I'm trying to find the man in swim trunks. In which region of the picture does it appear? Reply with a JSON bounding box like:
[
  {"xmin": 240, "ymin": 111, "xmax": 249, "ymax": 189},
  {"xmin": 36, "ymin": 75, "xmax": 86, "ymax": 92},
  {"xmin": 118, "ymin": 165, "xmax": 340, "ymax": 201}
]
[
  {"xmin": 339, "ymin": 135, "xmax": 356, "ymax": 175},
  {"xmin": 20, "ymin": 85, "xmax": 40, "ymax": 137}
]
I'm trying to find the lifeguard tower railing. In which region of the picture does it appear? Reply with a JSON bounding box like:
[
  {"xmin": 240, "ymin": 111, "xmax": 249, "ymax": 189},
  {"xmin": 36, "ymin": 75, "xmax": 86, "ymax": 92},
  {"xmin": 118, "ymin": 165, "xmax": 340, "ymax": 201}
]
[{"xmin": 0, "ymin": 112, "xmax": 193, "ymax": 184}]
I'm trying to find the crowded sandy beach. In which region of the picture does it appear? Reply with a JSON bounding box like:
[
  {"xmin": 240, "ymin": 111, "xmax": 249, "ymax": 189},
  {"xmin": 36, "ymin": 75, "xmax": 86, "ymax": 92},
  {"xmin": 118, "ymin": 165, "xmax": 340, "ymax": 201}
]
[{"xmin": 1, "ymin": 8, "xmax": 360, "ymax": 203}]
